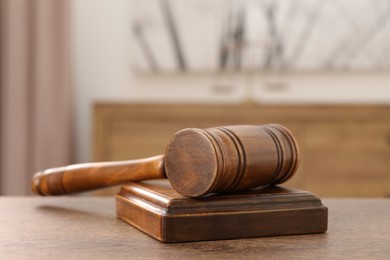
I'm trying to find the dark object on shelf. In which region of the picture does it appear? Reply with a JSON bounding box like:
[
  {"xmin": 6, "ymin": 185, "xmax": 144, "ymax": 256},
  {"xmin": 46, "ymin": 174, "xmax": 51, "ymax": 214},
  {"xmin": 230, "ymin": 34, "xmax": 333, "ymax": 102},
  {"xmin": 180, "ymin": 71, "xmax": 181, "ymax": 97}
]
[{"xmin": 159, "ymin": 0, "xmax": 187, "ymax": 71}]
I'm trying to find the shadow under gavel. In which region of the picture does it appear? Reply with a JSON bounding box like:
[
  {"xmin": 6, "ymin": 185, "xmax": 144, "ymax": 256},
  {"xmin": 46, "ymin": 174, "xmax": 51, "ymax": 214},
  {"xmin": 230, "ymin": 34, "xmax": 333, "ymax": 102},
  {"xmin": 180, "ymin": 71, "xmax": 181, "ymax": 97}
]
[{"xmin": 32, "ymin": 124, "xmax": 299, "ymax": 198}]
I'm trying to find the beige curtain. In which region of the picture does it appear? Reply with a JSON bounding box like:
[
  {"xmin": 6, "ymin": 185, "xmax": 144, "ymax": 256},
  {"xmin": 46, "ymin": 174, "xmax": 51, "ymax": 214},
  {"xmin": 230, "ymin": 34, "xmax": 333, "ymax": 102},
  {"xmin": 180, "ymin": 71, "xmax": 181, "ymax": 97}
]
[{"xmin": 0, "ymin": 0, "xmax": 73, "ymax": 195}]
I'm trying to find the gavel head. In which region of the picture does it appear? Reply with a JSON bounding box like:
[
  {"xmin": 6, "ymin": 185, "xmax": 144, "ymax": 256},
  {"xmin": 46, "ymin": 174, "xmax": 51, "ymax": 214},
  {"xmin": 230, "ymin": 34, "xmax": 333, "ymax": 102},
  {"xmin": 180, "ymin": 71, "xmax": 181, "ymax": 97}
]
[{"xmin": 164, "ymin": 124, "xmax": 299, "ymax": 197}]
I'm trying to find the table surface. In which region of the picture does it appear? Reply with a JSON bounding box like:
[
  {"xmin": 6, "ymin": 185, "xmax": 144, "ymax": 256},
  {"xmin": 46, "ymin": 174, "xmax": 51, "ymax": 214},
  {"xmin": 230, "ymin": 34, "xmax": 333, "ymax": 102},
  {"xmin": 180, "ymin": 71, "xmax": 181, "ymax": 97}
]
[{"xmin": 0, "ymin": 197, "xmax": 389, "ymax": 259}]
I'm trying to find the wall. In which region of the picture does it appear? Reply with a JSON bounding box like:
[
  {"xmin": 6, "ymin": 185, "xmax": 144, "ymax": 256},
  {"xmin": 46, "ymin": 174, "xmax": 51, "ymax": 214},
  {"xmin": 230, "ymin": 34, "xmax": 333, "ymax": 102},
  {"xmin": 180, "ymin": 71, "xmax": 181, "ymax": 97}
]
[
  {"xmin": 73, "ymin": 0, "xmax": 133, "ymax": 162},
  {"xmin": 72, "ymin": 0, "xmax": 390, "ymax": 163}
]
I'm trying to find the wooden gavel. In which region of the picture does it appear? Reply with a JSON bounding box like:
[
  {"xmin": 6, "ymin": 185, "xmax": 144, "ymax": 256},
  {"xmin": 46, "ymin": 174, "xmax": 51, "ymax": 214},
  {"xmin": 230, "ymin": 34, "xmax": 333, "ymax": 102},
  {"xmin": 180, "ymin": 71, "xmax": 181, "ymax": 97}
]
[{"xmin": 32, "ymin": 124, "xmax": 299, "ymax": 197}]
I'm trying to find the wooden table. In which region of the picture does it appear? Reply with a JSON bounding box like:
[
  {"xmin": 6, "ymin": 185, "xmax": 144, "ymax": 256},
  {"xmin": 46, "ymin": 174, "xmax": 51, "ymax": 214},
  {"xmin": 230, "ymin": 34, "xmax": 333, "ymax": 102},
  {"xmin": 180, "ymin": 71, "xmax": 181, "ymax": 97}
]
[{"xmin": 0, "ymin": 197, "xmax": 389, "ymax": 259}]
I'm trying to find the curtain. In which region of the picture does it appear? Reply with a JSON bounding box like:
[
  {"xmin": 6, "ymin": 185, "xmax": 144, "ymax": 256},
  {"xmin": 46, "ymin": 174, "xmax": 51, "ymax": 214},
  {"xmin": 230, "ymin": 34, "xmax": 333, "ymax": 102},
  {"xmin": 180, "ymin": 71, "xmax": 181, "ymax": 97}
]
[{"xmin": 0, "ymin": 0, "xmax": 73, "ymax": 195}]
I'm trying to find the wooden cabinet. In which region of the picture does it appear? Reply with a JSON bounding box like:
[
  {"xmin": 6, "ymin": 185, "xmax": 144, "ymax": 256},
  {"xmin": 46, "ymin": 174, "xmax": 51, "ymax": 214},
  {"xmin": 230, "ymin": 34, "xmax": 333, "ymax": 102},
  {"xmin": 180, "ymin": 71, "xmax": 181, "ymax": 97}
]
[{"xmin": 94, "ymin": 103, "xmax": 390, "ymax": 197}]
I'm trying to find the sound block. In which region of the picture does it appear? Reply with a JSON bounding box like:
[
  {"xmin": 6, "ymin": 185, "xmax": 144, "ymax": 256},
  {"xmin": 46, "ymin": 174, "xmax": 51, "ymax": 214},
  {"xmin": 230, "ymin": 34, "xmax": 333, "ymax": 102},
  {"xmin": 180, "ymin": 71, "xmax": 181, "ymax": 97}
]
[{"xmin": 116, "ymin": 180, "xmax": 327, "ymax": 243}]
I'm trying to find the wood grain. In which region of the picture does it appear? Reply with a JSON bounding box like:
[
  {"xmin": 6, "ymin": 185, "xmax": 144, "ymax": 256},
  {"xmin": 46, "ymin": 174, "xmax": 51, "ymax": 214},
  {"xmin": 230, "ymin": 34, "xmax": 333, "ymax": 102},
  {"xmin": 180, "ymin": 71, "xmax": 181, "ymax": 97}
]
[
  {"xmin": 164, "ymin": 124, "xmax": 299, "ymax": 197},
  {"xmin": 33, "ymin": 124, "xmax": 299, "ymax": 197},
  {"xmin": 32, "ymin": 155, "xmax": 164, "ymax": 195},
  {"xmin": 1, "ymin": 197, "xmax": 389, "ymax": 259},
  {"xmin": 94, "ymin": 103, "xmax": 390, "ymax": 197},
  {"xmin": 116, "ymin": 180, "xmax": 326, "ymax": 242}
]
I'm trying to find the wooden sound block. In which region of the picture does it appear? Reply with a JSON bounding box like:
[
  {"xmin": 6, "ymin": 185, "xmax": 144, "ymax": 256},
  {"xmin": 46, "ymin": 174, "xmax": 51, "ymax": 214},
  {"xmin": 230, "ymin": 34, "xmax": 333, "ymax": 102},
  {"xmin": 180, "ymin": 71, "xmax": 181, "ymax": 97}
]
[{"xmin": 116, "ymin": 180, "xmax": 327, "ymax": 243}]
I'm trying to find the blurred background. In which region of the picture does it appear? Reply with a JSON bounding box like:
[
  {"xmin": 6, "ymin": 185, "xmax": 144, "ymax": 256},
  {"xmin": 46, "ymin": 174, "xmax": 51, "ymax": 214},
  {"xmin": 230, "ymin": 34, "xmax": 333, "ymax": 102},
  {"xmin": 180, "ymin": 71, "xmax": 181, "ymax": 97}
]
[{"xmin": 1, "ymin": 0, "xmax": 389, "ymax": 196}]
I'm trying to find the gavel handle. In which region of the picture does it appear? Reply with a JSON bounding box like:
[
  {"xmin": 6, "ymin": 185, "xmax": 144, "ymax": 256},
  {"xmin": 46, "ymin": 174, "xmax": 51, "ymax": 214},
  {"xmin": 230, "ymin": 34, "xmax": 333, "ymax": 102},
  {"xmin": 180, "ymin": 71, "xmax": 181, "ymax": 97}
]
[{"xmin": 31, "ymin": 155, "xmax": 165, "ymax": 196}]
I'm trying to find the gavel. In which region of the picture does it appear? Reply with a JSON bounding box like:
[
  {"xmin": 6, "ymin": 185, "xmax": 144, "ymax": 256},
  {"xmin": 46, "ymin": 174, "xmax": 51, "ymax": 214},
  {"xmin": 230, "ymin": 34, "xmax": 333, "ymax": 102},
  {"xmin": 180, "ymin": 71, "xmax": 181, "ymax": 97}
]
[{"xmin": 32, "ymin": 124, "xmax": 299, "ymax": 197}]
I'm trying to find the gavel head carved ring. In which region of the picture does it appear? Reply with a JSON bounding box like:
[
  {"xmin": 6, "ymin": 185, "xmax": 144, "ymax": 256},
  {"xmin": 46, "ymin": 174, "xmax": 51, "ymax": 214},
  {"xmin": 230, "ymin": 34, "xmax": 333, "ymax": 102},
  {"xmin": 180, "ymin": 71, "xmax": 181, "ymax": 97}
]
[
  {"xmin": 32, "ymin": 124, "xmax": 299, "ymax": 197},
  {"xmin": 165, "ymin": 124, "xmax": 299, "ymax": 197}
]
